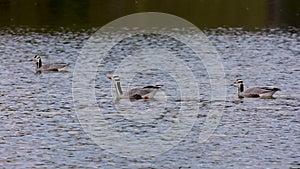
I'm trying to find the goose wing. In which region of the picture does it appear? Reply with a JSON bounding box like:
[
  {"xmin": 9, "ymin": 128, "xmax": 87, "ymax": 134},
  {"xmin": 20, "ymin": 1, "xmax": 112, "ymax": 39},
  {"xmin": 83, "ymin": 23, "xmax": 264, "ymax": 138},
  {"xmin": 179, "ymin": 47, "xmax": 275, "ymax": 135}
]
[
  {"xmin": 128, "ymin": 85, "xmax": 160, "ymax": 96},
  {"xmin": 143, "ymin": 85, "xmax": 162, "ymax": 89},
  {"xmin": 40, "ymin": 63, "xmax": 69, "ymax": 71},
  {"xmin": 259, "ymin": 86, "xmax": 281, "ymax": 91},
  {"xmin": 128, "ymin": 87, "xmax": 155, "ymax": 96},
  {"xmin": 244, "ymin": 86, "xmax": 280, "ymax": 95}
]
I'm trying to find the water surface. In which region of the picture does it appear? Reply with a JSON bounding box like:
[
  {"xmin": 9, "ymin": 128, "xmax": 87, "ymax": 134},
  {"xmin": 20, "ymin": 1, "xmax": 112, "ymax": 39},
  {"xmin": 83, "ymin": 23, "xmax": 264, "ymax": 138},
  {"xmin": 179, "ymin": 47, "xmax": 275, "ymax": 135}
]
[{"xmin": 0, "ymin": 27, "xmax": 299, "ymax": 168}]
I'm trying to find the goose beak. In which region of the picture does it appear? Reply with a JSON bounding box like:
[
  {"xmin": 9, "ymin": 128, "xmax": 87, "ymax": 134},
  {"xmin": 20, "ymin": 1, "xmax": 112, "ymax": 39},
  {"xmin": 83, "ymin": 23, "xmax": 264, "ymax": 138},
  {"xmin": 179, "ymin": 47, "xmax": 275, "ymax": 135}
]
[
  {"xmin": 29, "ymin": 58, "xmax": 33, "ymax": 61},
  {"xmin": 107, "ymin": 76, "xmax": 112, "ymax": 80}
]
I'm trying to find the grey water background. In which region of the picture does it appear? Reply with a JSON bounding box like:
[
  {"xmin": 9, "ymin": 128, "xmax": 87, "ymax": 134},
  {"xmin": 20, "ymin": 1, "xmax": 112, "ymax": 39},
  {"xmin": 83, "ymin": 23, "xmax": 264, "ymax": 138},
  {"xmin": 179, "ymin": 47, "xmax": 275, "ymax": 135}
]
[{"xmin": 1, "ymin": 0, "xmax": 300, "ymax": 168}]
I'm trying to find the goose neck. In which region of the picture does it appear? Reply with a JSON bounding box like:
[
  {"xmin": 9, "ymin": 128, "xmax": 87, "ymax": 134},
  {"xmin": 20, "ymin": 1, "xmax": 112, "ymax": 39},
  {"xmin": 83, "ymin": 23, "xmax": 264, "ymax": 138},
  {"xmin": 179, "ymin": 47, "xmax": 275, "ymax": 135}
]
[
  {"xmin": 238, "ymin": 83, "xmax": 244, "ymax": 93},
  {"xmin": 36, "ymin": 59, "xmax": 42, "ymax": 69},
  {"xmin": 115, "ymin": 81, "xmax": 123, "ymax": 96}
]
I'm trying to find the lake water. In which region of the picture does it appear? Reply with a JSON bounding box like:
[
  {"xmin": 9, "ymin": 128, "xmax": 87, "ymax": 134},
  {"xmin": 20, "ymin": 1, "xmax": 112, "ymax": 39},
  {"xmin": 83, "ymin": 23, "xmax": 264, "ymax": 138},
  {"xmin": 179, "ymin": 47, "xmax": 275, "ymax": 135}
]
[{"xmin": 0, "ymin": 26, "xmax": 299, "ymax": 168}]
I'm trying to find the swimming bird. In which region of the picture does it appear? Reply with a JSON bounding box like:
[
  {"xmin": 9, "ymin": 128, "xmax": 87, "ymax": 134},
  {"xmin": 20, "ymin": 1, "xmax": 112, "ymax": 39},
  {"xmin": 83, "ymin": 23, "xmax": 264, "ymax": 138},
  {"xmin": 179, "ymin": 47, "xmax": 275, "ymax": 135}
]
[
  {"xmin": 108, "ymin": 75, "xmax": 163, "ymax": 99},
  {"xmin": 29, "ymin": 55, "xmax": 69, "ymax": 72},
  {"xmin": 233, "ymin": 79, "xmax": 281, "ymax": 98}
]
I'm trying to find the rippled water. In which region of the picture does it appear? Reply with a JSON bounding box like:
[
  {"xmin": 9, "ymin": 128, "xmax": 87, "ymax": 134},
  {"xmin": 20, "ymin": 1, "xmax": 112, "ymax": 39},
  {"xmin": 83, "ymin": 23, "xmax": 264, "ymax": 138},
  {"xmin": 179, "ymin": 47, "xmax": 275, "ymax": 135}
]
[{"xmin": 0, "ymin": 27, "xmax": 299, "ymax": 168}]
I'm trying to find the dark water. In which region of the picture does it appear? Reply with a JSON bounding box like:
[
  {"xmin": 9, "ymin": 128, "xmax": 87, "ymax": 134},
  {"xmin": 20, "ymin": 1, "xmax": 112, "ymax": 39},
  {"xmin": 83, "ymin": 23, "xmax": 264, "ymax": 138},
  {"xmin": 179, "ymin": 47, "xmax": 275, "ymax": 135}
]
[
  {"xmin": 1, "ymin": 0, "xmax": 300, "ymax": 28},
  {"xmin": 0, "ymin": 26, "xmax": 299, "ymax": 168}
]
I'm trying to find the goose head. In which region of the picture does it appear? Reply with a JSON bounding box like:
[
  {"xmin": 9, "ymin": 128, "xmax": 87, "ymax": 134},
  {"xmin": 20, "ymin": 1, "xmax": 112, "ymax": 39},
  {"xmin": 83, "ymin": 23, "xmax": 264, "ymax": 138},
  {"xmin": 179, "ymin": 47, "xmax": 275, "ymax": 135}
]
[
  {"xmin": 233, "ymin": 79, "xmax": 243, "ymax": 86},
  {"xmin": 107, "ymin": 75, "xmax": 120, "ymax": 82},
  {"xmin": 233, "ymin": 79, "xmax": 244, "ymax": 93},
  {"xmin": 108, "ymin": 75, "xmax": 123, "ymax": 96},
  {"xmin": 29, "ymin": 55, "xmax": 41, "ymax": 62},
  {"xmin": 29, "ymin": 55, "xmax": 42, "ymax": 69}
]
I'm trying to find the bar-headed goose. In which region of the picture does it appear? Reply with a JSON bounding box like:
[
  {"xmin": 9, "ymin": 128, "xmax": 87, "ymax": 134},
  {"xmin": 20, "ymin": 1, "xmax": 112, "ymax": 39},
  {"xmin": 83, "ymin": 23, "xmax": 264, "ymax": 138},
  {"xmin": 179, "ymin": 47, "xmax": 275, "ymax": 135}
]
[
  {"xmin": 29, "ymin": 55, "xmax": 69, "ymax": 72},
  {"xmin": 108, "ymin": 75, "xmax": 163, "ymax": 99},
  {"xmin": 233, "ymin": 79, "xmax": 281, "ymax": 98}
]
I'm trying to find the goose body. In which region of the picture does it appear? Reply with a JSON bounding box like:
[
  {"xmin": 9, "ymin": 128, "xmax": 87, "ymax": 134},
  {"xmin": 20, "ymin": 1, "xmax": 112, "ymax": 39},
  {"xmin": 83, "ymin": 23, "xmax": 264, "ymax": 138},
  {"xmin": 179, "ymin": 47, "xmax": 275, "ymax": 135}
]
[
  {"xmin": 233, "ymin": 79, "xmax": 280, "ymax": 98},
  {"xmin": 29, "ymin": 55, "xmax": 69, "ymax": 72},
  {"xmin": 108, "ymin": 75, "xmax": 163, "ymax": 99}
]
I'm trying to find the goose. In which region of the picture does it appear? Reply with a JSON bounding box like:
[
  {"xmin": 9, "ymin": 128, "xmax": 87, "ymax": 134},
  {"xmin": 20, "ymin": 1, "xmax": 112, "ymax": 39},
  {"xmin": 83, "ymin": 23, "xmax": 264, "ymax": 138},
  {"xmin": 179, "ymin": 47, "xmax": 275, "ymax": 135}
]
[
  {"xmin": 29, "ymin": 55, "xmax": 69, "ymax": 72},
  {"xmin": 108, "ymin": 75, "xmax": 163, "ymax": 99},
  {"xmin": 233, "ymin": 79, "xmax": 281, "ymax": 98}
]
